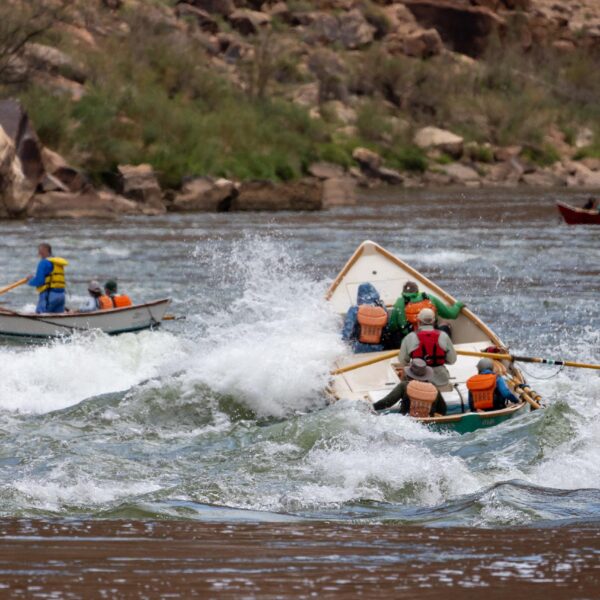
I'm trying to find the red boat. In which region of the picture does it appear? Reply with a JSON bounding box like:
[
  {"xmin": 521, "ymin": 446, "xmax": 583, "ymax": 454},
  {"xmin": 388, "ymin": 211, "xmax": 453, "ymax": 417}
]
[{"xmin": 557, "ymin": 201, "xmax": 600, "ymax": 225}]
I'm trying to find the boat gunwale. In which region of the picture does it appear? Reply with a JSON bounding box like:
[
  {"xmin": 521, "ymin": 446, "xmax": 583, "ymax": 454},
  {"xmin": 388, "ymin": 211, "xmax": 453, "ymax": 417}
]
[
  {"xmin": 414, "ymin": 401, "xmax": 527, "ymax": 424},
  {"xmin": 0, "ymin": 298, "xmax": 171, "ymax": 320}
]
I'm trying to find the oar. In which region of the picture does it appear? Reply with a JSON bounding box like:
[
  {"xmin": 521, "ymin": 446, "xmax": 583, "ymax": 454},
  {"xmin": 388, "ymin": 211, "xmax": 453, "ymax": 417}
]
[
  {"xmin": 331, "ymin": 350, "xmax": 398, "ymax": 375},
  {"xmin": 0, "ymin": 277, "xmax": 28, "ymax": 296},
  {"xmin": 455, "ymin": 349, "xmax": 600, "ymax": 371},
  {"xmin": 162, "ymin": 314, "xmax": 186, "ymax": 321}
]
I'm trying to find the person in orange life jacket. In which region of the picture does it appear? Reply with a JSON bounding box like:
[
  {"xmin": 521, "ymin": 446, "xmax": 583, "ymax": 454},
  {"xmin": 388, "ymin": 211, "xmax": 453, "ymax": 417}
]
[
  {"xmin": 103, "ymin": 280, "xmax": 133, "ymax": 308},
  {"xmin": 397, "ymin": 308, "xmax": 456, "ymax": 387},
  {"xmin": 467, "ymin": 358, "xmax": 518, "ymax": 412},
  {"xmin": 372, "ymin": 358, "xmax": 447, "ymax": 417},
  {"xmin": 79, "ymin": 280, "xmax": 103, "ymax": 312},
  {"xmin": 26, "ymin": 242, "xmax": 68, "ymax": 314},
  {"xmin": 388, "ymin": 281, "xmax": 465, "ymax": 344},
  {"xmin": 341, "ymin": 282, "xmax": 389, "ymax": 353}
]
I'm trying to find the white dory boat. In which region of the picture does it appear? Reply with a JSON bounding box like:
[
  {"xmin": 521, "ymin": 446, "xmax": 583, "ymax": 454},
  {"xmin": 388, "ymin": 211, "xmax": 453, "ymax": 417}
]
[
  {"xmin": 0, "ymin": 299, "xmax": 171, "ymax": 339},
  {"xmin": 327, "ymin": 241, "xmax": 531, "ymax": 433}
]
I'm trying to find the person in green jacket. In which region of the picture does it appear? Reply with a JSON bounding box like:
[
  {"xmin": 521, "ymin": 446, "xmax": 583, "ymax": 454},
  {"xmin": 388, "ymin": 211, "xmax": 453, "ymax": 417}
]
[{"xmin": 387, "ymin": 281, "xmax": 465, "ymax": 345}]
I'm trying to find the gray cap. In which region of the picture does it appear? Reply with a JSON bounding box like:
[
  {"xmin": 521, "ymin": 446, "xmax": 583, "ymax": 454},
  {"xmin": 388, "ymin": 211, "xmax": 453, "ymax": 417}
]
[
  {"xmin": 477, "ymin": 358, "xmax": 495, "ymax": 372},
  {"xmin": 88, "ymin": 280, "xmax": 102, "ymax": 293},
  {"xmin": 418, "ymin": 308, "xmax": 435, "ymax": 324},
  {"xmin": 405, "ymin": 358, "xmax": 434, "ymax": 382}
]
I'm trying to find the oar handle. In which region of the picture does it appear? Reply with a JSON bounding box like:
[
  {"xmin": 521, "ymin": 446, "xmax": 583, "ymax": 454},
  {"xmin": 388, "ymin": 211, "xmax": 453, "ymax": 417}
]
[{"xmin": 0, "ymin": 277, "xmax": 29, "ymax": 296}]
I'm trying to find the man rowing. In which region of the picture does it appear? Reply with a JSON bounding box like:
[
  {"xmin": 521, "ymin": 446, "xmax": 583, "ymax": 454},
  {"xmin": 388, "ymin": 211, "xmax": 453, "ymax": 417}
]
[{"xmin": 26, "ymin": 242, "xmax": 68, "ymax": 314}]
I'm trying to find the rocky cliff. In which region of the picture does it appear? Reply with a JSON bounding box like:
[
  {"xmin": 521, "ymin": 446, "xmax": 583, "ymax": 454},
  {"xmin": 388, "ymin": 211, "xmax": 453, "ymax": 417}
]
[{"xmin": 0, "ymin": 0, "xmax": 599, "ymax": 217}]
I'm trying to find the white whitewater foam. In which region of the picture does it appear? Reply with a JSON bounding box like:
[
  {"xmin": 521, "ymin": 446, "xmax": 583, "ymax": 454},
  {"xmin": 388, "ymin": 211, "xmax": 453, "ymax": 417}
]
[
  {"xmin": 182, "ymin": 236, "xmax": 345, "ymax": 418},
  {"xmin": 0, "ymin": 330, "xmax": 187, "ymax": 413}
]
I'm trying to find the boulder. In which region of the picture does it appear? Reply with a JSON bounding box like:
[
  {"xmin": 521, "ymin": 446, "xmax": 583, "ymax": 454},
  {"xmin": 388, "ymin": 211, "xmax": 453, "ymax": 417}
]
[
  {"xmin": 522, "ymin": 169, "xmax": 565, "ymax": 187},
  {"xmin": 32, "ymin": 72, "xmax": 86, "ymax": 101},
  {"xmin": 494, "ymin": 145, "xmax": 522, "ymax": 162},
  {"xmin": 575, "ymin": 127, "xmax": 594, "ymax": 149},
  {"xmin": 229, "ymin": 9, "xmax": 271, "ymax": 35},
  {"xmin": 175, "ymin": 4, "xmax": 220, "ymax": 33},
  {"xmin": 304, "ymin": 12, "xmax": 340, "ymax": 45},
  {"xmin": 308, "ymin": 162, "xmax": 345, "ymax": 180},
  {"xmin": 376, "ymin": 166, "xmax": 404, "ymax": 185},
  {"xmin": 0, "ymin": 99, "xmax": 44, "ymax": 184},
  {"xmin": 563, "ymin": 161, "xmax": 600, "ymax": 188},
  {"xmin": 186, "ymin": 0, "xmax": 234, "ymax": 16},
  {"xmin": 170, "ymin": 177, "xmax": 237, "ymax": 211},
  {"xmin": 402, "ymin": 0, "xmax": 505, "ymax": 57},
  {"xmin": 403, "ymin": 27, "xmax": 443, "ymax": 58},
  {"xmin": 27, "ymin": 190, "xmax": 140, "ymax": 219},
  {"xmin": 116, "ymin": 164, "xmax": 166, "ymax": 214},
  {"xmin": 441, "ymin": 162, "xmax": 480, "ymax": 185},
  {"xmin": 484, "ymin": 159, "xmax": 524, "ymax": 185},
  {"xmin": 581, "ymin": 157, "xmax": 600, "ymax": 172},
  {"xmin": 24, "ymin": 43, "xmax": 87, "ymax": 84},
  {"xmin": 231, "ymin": 179, "xmax": 322, "ymax": 211},
  {"xmin": 322, "ymin": 177, "xmax": 357, "ymax": 207},
  {"xmin": 352, "ymin": 147, "xmax": 382, "ymax": 173},
  {"xmin": 339, "ymin": 9, "xmax": 376, "ymax": 49},
  {"xmin": 0, "ymin": 125, "xmax": 36, "ymax": 217},
  {"xmin": 414, "ymin": 126, "xmax": 464, "ymax": 158}
]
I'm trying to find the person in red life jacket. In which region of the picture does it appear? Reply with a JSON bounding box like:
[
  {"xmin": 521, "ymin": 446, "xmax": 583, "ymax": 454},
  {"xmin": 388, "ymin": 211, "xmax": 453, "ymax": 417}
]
[
  {"xmin": 388, "ymin": 281, "xmax": 465, "ymax": 345},
  {"xmin": 372, "ymin": 358, "xmax": 447, "ymax": 417},
  {"xmin": 103, "ymin": 280, "xmax": 133, "ymax": 308},
  {"xmin": 397, "ymin": 308, "xmax": 456, "ymax": 387},
  {"xmin": 341, "ymin": 282, "xmax": 389, "ymax": 353},
  {"xmin": 467, "ymin": 358, "xmax": 519, "ymax": 412}
]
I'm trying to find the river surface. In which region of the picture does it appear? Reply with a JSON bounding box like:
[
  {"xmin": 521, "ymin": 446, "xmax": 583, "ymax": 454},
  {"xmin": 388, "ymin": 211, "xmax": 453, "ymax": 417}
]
[{"xmin": 0, "ymin": 189, "xmax": 598, "ymax": 596}]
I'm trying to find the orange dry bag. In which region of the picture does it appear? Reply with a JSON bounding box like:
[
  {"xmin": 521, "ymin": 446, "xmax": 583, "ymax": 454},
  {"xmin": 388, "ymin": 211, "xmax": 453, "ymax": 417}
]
[
  {"xmin": 466, "ymin": 373, "xmax": 497, "ymax": 411},
  {"xmin": 356, "ymin": 305, "xmax": 388, "ymax": 344},
  {"xmin": 406, "ymin": 380, "xmax": 439, "ymax": 418},
  {"xmin": 405, "ymin": 298, "xmax": 437, "ymax": 329}
]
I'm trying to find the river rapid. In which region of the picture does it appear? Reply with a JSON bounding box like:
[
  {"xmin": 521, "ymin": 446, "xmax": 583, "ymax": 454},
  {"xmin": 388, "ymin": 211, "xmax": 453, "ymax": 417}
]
[
  {"xmin": 0, "ymin": 189, "xmax": 598, "ymax": 595},
  {"xmin": 0, "ymin": 188, "xmax": 599, "ymax": 524}
]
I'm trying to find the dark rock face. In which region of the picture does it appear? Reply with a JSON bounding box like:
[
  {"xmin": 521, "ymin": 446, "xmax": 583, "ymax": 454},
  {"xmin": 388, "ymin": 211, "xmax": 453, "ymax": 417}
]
[
  {"xmin": 231, "ymin": 179, "xmax": 322, "ymax": 211},
  {"xmin": 403, "ymin": 0, "xmax": 506, "ymax": 57}
]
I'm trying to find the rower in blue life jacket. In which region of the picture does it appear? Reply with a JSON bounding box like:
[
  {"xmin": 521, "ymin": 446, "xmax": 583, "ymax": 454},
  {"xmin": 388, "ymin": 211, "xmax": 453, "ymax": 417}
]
[
  {"xmin": 466, "ymin": 358, "xmax": 519, "ymax": 412},
  {"xmin": 26, "ymin": 242, "xmax": 69, "ymax": 314}
]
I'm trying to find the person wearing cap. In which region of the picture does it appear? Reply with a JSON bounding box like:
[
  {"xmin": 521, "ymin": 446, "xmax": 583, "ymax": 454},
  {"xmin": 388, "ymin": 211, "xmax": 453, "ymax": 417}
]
[
  {"xmin": 466, "ymin": 358, "xmax": 518, "ymax": 412},
  {"xmin": 372, "ymin": 358, "xmax": 447, "ymax": 416},
  {"xmin": 397, "ymin": 307, "xmax": 457, "ymax": 387},
  {"xmin": 388, "ymin": 281, "xmax": 465, "ymax": 343},
  {"xmin": 78, "ymin": 280, "xmax": 104, "ymax": 313},
  {"xmin": 103, "ymin": 280, "xmax": 133, "ymax": 309}
]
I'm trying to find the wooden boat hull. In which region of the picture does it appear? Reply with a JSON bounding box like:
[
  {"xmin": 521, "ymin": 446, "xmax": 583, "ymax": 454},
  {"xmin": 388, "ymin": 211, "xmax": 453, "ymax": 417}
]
[
  {"xmin": 414, "ymin": 402, "xmax": 528, "ymax": 434},
  {"xmin": 557, "ymin": 201, "xmax": 600, "ymax": 225},
  {"xmin": 328, "ymin": 242, "xmax": 531, "ymax": 434},
  {"xmin": 0, "ymin": 299, "xmax": 171, "ymax": 339}
]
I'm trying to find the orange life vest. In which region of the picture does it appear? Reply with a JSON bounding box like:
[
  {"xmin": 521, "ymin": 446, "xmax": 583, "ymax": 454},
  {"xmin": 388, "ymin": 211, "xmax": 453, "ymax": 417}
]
[
  {"xmin": 406, "ymin": 380, "xmax": 438, "ymax": 418},
  {"xmin": 356, "ymin": 305, "xmax": 388, "ymax": 344},
  {"xmin": 466, "ymin": 373, "xmax": 497, "ymax": 411},
  {"xmin": 98, "ymin": 295, "xmax": 113, "ymax": 310},
  {"xmin": 405, "ymin": 297, "xmax": 437, "ymax": 330},
  {"xmin": 112, "ymin": 294, "xmax": 132, "ymax": 308}
]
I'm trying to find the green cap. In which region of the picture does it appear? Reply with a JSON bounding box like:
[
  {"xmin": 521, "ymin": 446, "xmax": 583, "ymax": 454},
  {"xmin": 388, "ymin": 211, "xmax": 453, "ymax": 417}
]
[{"xmin": 105, "ymin": 280, "xmax": 118, "ymax": 293}]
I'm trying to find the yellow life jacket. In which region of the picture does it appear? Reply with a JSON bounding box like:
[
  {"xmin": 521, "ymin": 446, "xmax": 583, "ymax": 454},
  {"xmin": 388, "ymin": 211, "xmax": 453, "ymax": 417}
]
[
  {"xmin": 406, "ymin": 380, "xmax": 439, "ymax": 418},
  {"xmin": 36, "ymin": 257, "xmax": 68, "ymax": 293},
  {"xmin": 357, "ymin": 305, "xmax": 388, "ymax": 344},
  {"xmin": 466, "ymin": 373, "xmax": 497, "ymax": 411}
]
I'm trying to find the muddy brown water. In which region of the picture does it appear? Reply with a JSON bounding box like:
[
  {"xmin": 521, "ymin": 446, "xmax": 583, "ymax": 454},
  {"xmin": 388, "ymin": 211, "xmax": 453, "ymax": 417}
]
[{"xmin": 1, "ymin": 520, "xmax": 598, "ymax": 599}]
